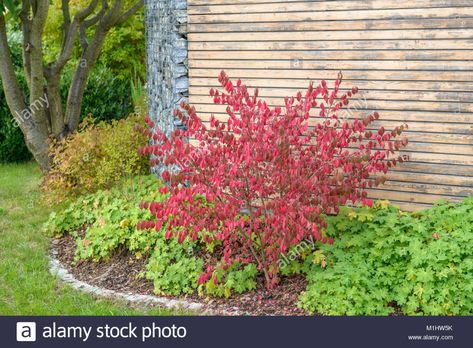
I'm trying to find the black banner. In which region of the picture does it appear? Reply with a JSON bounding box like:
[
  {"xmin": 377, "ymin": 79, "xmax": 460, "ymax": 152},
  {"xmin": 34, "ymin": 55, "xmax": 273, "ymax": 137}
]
[{"xmin": 2, "ymin": 316, "xmax": 470, "ymax": 348}]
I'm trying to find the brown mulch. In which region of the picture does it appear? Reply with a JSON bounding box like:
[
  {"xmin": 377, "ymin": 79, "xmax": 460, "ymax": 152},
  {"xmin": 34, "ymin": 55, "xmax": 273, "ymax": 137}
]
[{"xmin": 51, "ymin": 232, "xmax": 309, "ymax": 316}]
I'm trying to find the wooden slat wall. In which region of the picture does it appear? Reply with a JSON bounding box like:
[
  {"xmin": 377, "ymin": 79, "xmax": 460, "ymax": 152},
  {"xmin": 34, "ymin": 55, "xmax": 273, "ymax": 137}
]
[{"xmin": 187, "ymin": 0, "xmax": 473, "ymax": 211}]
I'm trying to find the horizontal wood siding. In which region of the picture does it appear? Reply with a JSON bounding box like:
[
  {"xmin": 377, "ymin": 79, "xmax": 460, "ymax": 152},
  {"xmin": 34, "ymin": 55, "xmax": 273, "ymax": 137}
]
[{"xmin": 188, "ymin": 0, "xmax": 473, "ymax": 211}]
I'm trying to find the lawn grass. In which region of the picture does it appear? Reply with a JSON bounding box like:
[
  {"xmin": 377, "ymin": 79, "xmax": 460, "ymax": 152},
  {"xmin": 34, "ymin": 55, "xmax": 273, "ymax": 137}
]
[{"xmin": 0, "ymin": 162, "xmax": 182, "ymax": 315}]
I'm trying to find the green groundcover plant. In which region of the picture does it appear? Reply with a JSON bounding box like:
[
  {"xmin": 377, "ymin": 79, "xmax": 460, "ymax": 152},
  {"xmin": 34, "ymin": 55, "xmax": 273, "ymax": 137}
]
[{"xmin": 298, "ymin": 198, "xmax": 473, "ymax": 315}]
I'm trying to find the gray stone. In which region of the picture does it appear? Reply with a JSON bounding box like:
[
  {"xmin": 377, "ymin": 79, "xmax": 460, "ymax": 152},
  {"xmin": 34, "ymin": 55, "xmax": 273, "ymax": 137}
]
[
  {"xmin": 145, "ymin": 0, "xmax": 189, "ymax": 177},
  {"xmin": 48, "ymin": 256, "xmax": 212, "ymax": 314}
]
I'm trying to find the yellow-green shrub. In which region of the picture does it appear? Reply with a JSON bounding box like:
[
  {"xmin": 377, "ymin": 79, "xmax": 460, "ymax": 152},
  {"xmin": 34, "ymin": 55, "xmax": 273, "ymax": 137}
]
[{"xmin": 43, "ymin": 114, "xmax": 149, "ymax": 202}]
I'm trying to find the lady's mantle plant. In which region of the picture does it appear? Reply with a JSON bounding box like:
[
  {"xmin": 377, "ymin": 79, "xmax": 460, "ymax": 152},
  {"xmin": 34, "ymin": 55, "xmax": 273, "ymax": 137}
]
[{"xmin": 138, "ymin": 71, "xmax": 408, "ymax": 288}]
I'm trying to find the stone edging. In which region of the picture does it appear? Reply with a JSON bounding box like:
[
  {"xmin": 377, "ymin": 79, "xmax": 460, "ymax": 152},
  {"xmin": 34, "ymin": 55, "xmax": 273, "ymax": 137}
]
[{"xmin": 48, "ymin": 256, "xmax": 226, "ymax": 315}]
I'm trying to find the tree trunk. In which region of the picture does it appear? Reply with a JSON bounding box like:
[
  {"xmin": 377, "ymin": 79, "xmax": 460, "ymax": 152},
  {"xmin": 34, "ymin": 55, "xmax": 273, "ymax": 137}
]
[{"xmin": 0, "ymin": 12, "xmax": 50, "ymax": 172}]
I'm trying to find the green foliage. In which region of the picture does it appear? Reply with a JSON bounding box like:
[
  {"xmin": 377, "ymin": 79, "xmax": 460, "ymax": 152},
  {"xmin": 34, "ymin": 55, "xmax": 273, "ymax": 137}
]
[
  {"xmin": 42, "ymin": 114, "xmax": 149, "ymax": 202},
  {"xmin": 0, "ymin": 88, "xmax": 31, "ymax": 163},
  {"xmin": 299, "ymin": 198, "xmax": 473, "ymax": 315},
  {"xmin": 2, "ymin": 0, "xmax": 16, "ymax": 13},
  {"xmin": 130, "ymin": 72, "xmax": 147, "ymax": 116},
  {"xmin": 44, "ymin": 175, "xmax": 162, "ymax": 237},
  {"xmin": 200, "ymin": 263, "xmax": 258, "ymax": 298},
  {"xmin": 44, "ymin": 175, "xmax": 204, "ymax": 296},
  {"xmin": 61, "ymin": 65, "xmax": 134, "ymax": 123},
  {"xmin": 98, "ymin": 7, "xmax": 145, "ymax": 80},
  {"xmin": 43, "ymin": 0, "xmax": 145, "ymax": 81},
  {"xmin": 43, "ymin": 0, "xmax": 143, "ymax": 120},
  {"xmin": 145, "ymin": 237, "xmax": 203, "ymax": 296}
]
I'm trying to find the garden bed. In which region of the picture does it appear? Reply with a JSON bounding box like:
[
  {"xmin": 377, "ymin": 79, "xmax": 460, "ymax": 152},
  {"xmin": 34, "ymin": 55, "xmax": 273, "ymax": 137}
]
[
  {"xmin": 44, "ymin": 175, "xmax": 473, "ymax": 316},
  {"xmin": 51, "ymin": 231, "xmax": 308, "ymax": 316}
]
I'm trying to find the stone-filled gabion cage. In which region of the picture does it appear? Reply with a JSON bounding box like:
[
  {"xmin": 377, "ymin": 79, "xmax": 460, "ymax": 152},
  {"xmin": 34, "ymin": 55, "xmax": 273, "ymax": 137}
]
[{"xmin": 145, "ymin": 0, "xmax": 188, "ymax": 176}]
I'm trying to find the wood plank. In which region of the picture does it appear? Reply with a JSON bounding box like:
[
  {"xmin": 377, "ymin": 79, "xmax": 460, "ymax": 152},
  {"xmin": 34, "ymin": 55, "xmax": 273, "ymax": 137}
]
[
  {"xmin": 188, "ymin": 0, "xmax": 471, "ymax": 11},
  {"xmin": 199, "ymin": 109, "xmax": 473, "ymax": 132},
  {"xmin": 190, "ymin": 86, "xmax": 473, "ymax": 103},
  {"xmin": 188, "ymin": 92, "xmax": 473, "ymax": 122},
  {"xmin": 190, "ymin": 29, "xmax": 473, "ymax": 42},
  {"xmin": 195, "ymin": 106, "xmax": 473, "ymax": 131},
  {"xmin": 388, "ymin": 162, "xmax": 473, "ymax": 176},
  {"xmin": 188, "ymin": 1, "xmax": 473, "ymax": 209},
  {"xmin": 367, "ymin": 189, "xmax": 462, "ymax": 204},
  {"xmin": 189, "ymin": 18, "xmax": 473, "ymax": 32},
  {"xmin": 382, "ymin": 201, "xmax": 432, "ymax": 212},
  {"xmin": 189, "ymin": 7, "xmax": 473, "ymax": 24},
  {"xmin": 385, "ymin": 171, "xmax": 473, "ymax": 187},
  {"xmin": 189, "ymin": 50, "xmax": 473, "ymax": 61},
  {"xmin": 190, "ymin": 77, "xmax": 473, "ymax": 92},
  {"xmin": 189, "ymin": 0, "xmax": 321, "ymax": 5},
  {"xmin": 190, "ymin": 137, "xmax": 473, "ymax": 175},
  {"xmin": 189, "ymin": 59, "xmax": 473, "ymax": 71},
  {"xmin": 195, "ymin": 110, "xmax": 473, "ymax": 137},
  {"xmin": 189, "ymin": 68, "xmax": 473, "ymax": 82},
  {"xmin": 195, "ymin": 115, "xmax": 473, "ymax": 145},
  {"xmin": 189, "ymin": 40, "xmax": 473, "ymax": 51},
  {"xmin": 190, "ymin": 95, "xmax": 473, "ymax": 112},
  {"xmin": 377, "ymin": 180, "xmax": 472, "ymax": 196},
  {"xmin": 189, "ymin": 0, "xmax": 473, "ymax": 6}
]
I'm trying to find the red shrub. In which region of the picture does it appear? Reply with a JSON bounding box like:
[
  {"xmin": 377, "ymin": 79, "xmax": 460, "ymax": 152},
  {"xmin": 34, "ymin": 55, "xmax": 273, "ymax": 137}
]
[{"xmin": 139, "ymin": 71, "xmax": 408, "ymax": 287}]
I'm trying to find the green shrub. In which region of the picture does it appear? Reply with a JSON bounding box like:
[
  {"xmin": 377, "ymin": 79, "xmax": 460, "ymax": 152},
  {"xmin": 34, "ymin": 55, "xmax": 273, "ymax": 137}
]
[
  {"xmin": 299, "ymin": 198, "xmax": 473, "ymax": 315},
  {"xmin": 61, "ymin": 65, "xmax": 134, "ymax": 123},
  {"xmin": 43, "ymin": 114, "xmax": 149, "ymax": 202},
  {"xmin": 0, "ymin": 92, "xmax": 31, "ymax": 163}
]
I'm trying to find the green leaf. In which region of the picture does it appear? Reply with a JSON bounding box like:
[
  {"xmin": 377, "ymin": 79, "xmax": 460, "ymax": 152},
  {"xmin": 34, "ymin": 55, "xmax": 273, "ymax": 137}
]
[{"xmin": 2, "ymin": 0, "xmax": 17, "ymax": 14}]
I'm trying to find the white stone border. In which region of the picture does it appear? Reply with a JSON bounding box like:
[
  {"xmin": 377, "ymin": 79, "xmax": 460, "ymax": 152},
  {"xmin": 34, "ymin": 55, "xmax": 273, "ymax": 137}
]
[{"xmin": 48, "ymin": 256, "xmax": 237, "ymax": 315}]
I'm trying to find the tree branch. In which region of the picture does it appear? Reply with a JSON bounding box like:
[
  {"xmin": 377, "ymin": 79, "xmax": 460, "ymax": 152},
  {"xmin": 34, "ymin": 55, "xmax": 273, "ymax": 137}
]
[
  {"xmin": 27, "ymin": 0, "xmax": 50, "ymax": 136},
  {"xmin": 100, "ymin": 0, "xmax": 123, "ymax": 29},
  {"xmin": 47, "ymin": 0, "xmax": 100, "ymax": 75},
  {"xmin": 84, "ymin": 0, "xmax": 108, "ymax": 27},
  {"xmin": 61, "ymin": 0, "xmax": 71, "ymax": 47},
  {"xmin": 65, "ymin": 0, "xmax": 124, "ymax": 130},
  {"xmin": 117, "ymin": 0, "xmax": 143, "ymax": 25},
  {"xmin": 75, "ymin": 0, "xmax": 100, "ymax": 21},
  {"xmin": 19, "ymin": 0, "xmax": 32, "ymax": 89},
  {"xmin": 78, "ymin": 1, "xmax": 108, "ymax": 50},
  {"xmin": 0, "ymin": 12, "xmax": 28, "ymax": 129}
]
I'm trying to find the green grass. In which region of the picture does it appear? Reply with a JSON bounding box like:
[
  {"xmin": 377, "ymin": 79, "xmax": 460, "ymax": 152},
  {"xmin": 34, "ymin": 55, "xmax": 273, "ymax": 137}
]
[{"xmin": 0, "ymin": 162, "xmax": 182, "ymax": 315}]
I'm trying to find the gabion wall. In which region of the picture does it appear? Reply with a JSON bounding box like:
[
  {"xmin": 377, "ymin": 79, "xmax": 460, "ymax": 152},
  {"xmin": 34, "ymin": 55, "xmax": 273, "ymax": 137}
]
[{"xmin": 145, "ymin": 0, "xmax": 188, "ymax": 175}]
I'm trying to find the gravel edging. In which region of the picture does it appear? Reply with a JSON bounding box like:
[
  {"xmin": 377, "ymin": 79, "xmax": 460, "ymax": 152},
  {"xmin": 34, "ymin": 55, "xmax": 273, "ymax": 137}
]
[{"xmin": 48, "ymin": 256, "xmax": 229, "ymax": 315}]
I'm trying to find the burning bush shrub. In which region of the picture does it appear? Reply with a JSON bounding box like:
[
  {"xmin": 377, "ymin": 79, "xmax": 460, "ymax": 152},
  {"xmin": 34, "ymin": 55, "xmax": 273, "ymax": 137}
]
[{"xmin": 138, "ymin": 71, "xmax": 408, "ymax": 288}]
